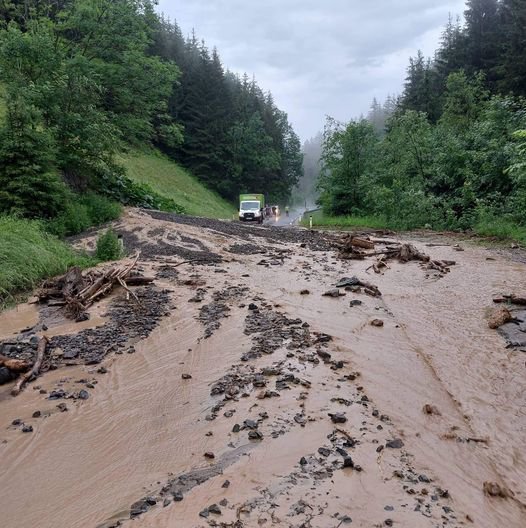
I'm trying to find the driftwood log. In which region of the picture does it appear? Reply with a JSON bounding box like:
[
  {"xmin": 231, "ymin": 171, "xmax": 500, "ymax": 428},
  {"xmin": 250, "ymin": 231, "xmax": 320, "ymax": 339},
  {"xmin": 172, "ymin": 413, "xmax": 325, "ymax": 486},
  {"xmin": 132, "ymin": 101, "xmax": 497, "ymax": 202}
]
[
  {"xmin": 11, "ymin": 336, "xmax": 48, "ymax": 396},
  {"xmin": 0, "ymin": 355, "xmax": 30, "ymax": 372}
]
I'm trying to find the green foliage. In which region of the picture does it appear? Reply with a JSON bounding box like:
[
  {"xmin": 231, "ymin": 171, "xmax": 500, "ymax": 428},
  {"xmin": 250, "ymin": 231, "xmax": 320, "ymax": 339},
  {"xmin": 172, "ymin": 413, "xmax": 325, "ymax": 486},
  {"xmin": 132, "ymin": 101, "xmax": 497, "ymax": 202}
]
[
  {"xmin": 47, "ymin": 192, "xmax": 122, "ymax": 237},
  {"xmin": 0, "ymin": 0, "xmax": 300, "ymax": 224},
  {"xmin": 320, "ymin": 72, "xmax": 526, "ymax": 238},
  {"xmin": 0, "ymin": 96, "xmax": 67, "ymax": 218},
  {"xmin": 0, "ymin": 215, "xmax": 91, "ymax": 307},
  {"xmin": 95, "ymin": 229, "xmax": 122, "ymax": 262}
]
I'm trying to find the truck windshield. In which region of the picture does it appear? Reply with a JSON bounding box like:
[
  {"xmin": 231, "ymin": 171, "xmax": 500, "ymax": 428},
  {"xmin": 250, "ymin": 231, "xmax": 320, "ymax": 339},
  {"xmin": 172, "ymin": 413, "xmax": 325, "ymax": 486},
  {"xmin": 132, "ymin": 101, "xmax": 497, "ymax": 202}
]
[{"xmin": 241, "ymin": 201, "xmax": 260, "ymax": 210}]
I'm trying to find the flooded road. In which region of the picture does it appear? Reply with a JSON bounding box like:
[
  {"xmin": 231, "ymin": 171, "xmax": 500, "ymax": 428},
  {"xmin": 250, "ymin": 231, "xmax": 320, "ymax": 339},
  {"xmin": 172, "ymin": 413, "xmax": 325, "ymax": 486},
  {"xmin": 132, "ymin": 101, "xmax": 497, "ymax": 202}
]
[{"xmin": 0, "ymin": 209, "xmax": 525, "ymax": 528}]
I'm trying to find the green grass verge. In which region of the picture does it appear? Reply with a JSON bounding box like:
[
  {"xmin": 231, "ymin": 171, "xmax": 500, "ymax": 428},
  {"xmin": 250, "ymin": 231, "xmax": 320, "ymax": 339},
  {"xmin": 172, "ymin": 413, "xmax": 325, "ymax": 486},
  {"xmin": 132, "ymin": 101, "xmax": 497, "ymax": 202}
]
[
  {"xmin": 0, "ymin": 216, "xmax": 92, "ymax": 308},
  {"xmin": 119, "ymin": 149, "xmax": 236, "ymax": 219},
  {"xmin": 474, "ymin": 216, "xmax": 526, "ymax": 244},
  {"xmin": 301, "ymin": 210, "xmax": 390, "ymax": 230}
]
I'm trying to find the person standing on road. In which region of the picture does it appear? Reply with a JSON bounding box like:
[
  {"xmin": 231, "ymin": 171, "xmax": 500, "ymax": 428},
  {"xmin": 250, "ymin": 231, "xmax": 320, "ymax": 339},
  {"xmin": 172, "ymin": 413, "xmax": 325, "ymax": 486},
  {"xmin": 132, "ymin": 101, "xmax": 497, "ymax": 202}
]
[{"xmin": 285, "ymin": 205, "xmax": 289, "ymax": 217}]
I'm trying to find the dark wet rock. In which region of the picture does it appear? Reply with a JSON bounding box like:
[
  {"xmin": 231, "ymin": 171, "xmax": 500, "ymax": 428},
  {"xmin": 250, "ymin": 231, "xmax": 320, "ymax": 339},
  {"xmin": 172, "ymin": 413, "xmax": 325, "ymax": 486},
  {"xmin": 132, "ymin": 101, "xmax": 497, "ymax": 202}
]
[
  {"xmin": 384, "ymin": 506, "xmax": 394, "ymax": 511},
  {"xmin": 181, "ymin": 373, "xmax": 192, "ymax": 380},
  {"xmin": 349, "ymin": 299, "xmax": 363, "ymax": 307},
  {"xmin": 130, "ymin": 500, "xmax": 149, "ymax": 518},
  {"xmin": 370, "ymin": 319, "xmax": 384, "ymax": 327},
  {"xmin": 243, "ymin": 419, "xmax": 258, "ymax": 429},
  {"xmin": 0, "ymin": 367, "xmax": 17, "ymax": 385},
  {"xmin": 300, "ymin": 457, "xmax": 308, "ymax": 466},
  {"xmin": 294, "ymin": 414, "xmax": 307, "ymax": 425},
  {"xmin": 329, "ymin": 412, "xmax": 347, "ymax": 424},
  {"xmin": 336, "ymin": 277, "xmax": 361, "ymax": 288},
  {"xmin": 232, "ymin": 424, "xmax": 241, "ymax": 433},
  {"xmin": 222, "ymin": 480, "xmax": 230, "ymax": 488},
  {"xmin": 248, "ymin": 430, "xmax": 263, "ymax": 440},
  {"xmin": 48, "ymin": 389, "xmax": 66, "ymax": 400},
  {"xmin": 204, "ymin": 452, "xmax": 215, "ymax": 459},
  {"xmin": 172, "ymin": 490, "xmax": 183, "ymax": 501},
  {"xmin": 32, "ymin": 411, "xmax": 41, "ymax": 418},
  {"xmin": 418, "ymin": 474, "xmax": 431, "ymax": 483},
  {"xmin": 12, "ymin": 418, "xmax": 22, "ymax": 426},
  {"xmin": 342, "ymin": 456, "xmax": 354, "ymax": 468},
  {"xmin": 208, "ymin": 503, "xmax": 222, "ymax": 515},
  {"xmin": 145, "ymin": 497, "xmax": 157, "ymax": 506},
  {"xmin": 248, "ymin": 303, "xmax": 258, "ymax": 311},
  {"xmin": 78, "ymin": 389, "xmax": 89, "ymax": 400},
  {"xmin": 318, "ymin": 447, "xmax": 331, "ymax": 457},
  {"xmin": 219, "ymin": 498, "xmax": 228, "ymax": 507},
  {"xmin": 300, "ymin": 289, "xmax": 310, "ymax": 295},
  {"xmin": 163, "ymin": 498, "xmax": 171, "ymax": 507},
  {"xmin": 57, "ymin": 403, "xmax": 68, "ymax": 412},
  {"xmin": 385, "ymin": 519, "xmax": 393, "ymax": 527},
  {"xmin": 376, "ymin": 445, "xmax": 384, "ymax": 453},
  {"xmin": 22, "ymin": 425, "xmax": 33, "ymax": 433},
  {"xmin": 199, "ymin": 508, "xmax": 209, "ymax": 518},
  {"xmin": 386, "ymin": 438, "xmax": 404, "ymax": 449},
  {"xmin": 317, "ymin": 350, "xmax": 332, "ymax": 361}
]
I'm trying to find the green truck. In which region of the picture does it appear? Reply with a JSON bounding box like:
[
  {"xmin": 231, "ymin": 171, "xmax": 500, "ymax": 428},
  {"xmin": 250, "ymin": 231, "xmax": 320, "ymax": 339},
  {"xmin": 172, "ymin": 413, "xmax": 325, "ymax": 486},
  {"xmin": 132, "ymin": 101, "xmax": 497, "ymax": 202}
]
[{"xmin": 238, "ymin": 194, "xmax": 265, "ymax": 223}]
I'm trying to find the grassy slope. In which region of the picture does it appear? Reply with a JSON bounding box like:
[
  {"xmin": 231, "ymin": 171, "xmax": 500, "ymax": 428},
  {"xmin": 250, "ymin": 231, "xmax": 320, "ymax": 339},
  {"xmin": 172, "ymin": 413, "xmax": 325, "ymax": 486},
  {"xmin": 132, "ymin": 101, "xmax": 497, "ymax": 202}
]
[
  {"xmin": 0, "ymin": 217, "xmax": 92, "ymax": 307},
  {"xmin": 119, "ymin": 150, "xmax": 235, "ymax": 219}
]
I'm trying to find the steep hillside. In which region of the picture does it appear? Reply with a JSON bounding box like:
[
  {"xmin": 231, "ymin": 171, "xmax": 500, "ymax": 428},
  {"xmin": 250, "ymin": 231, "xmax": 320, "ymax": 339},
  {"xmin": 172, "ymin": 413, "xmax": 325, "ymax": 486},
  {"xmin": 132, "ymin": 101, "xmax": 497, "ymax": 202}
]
[{"xmin": 119, "ymin": 150, "xmax": 235, "ymax": 219}]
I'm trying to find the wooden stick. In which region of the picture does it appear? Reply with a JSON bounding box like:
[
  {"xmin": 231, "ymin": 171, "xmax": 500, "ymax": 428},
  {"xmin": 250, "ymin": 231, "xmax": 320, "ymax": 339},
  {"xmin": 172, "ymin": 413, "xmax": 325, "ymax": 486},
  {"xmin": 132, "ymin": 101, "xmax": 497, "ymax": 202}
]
[{"xmin": 11, "ymin": 336, "xmax": 48, "ymax": 396}]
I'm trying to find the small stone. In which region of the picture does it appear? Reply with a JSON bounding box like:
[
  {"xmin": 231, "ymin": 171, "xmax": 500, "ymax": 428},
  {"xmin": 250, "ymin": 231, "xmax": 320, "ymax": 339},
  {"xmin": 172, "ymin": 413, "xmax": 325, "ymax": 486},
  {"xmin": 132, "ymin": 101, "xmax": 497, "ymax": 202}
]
[
  {"xmin": 370, "ymin": 319, "xmax": 384, "ymax": 327},
  {"xmin": 232, "ymin": 424, "xmax": 241, "ymax": 433},
  {"xmin": 385, "ymin": 520, "xmax": 393, "ymax": 527},
  {"xmin": 219, "ymin": 498, "xmax": 228, "ymax": 507},
  {"xmin": 328, "ymin": 412, "xmax": 347, "ymax": 424},
  {"xmin": 418, "ymin": 474, "xmax": 430, "ymax": 483},
  {"xmin": 208, "ymin": 503, "xmax": 221, "ymax": 515},
  {"xmin": 349, "ymin": 300, "xmax": 362, "ymax": 307},
  {"xmin": 97, "ymin": 367, "xmax": 108, "ymax": 374},
  {"xmin": 299, "ymin": 457, "xmax": 308, "ymax": 466},
  {"xmin": 130, "ymin": 500, "xmax": 149, "ymax": 518},
  {"xmin": 172, "ymin": 491, "xmax": 183, "ymax": 502},
  {"xmin": 204, "ymin": 452, "xmax": 215, "ymax": 459},
  {"xmin": 386, "ymin": 438, "xmax": 404, "ymax": 449},
  {"xmin": 318, "ymin": 447, "xmax": 331, "ymax": 457},
  {"xmin": 12, "ymin": 419, "xmax": 22, "ymax": 426},
  {"xmin": 248, "ymin": 303, "xmax": 258, "ymax": 311},
  {"xmin": 221, "ymin": 480, "xmax": 230, "ymax": 489},
  {"xmin": 57, "ymin": 403, "xmax": 68, "ymax": 412},
  {"xmin": 376, "ymin": 445, "xmax": 384, "ymax": 453},
  {"xmin": 78, "ymin": 390, "xmax": 89, "ymax": 400},
  {"xmin": 22, "ymin": 425, "xmax": 33, "ymax": 433},
  {"xmin": 32, "ymin": 411, "xmax": 41, "ymax": 418},
  {"xmin": 342, "ymin": 456, "xmax": 354, "ymax": 468},
  {"xmin": 163, "ymin": 498, "xmax": 171, "ymax": 507},
  {"xmin": 323, "ymin": 289, "xmax": 343, "ymax": 298},
  {"xmin": 248, "ymin": 430, "xmax": 263, "ymax": 440},
  {"xmin": 300, "ymin": 289, "xmax": 310, "ymax": 295},
  {"xmin": 199, "ymin": 508, "xmax": 209, "ymax": 518},
  {"xmin": 181, "ymin": 373, "xmax": 192, "ymax": 380}
]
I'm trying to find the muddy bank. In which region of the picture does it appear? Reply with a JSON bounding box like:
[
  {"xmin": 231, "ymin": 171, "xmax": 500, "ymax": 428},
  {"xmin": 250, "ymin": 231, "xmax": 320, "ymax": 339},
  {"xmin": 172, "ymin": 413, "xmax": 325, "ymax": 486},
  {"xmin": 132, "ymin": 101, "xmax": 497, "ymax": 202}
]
[{"xmin": 0, "ymin": 209, "xmax": 525, "ymax": 528}]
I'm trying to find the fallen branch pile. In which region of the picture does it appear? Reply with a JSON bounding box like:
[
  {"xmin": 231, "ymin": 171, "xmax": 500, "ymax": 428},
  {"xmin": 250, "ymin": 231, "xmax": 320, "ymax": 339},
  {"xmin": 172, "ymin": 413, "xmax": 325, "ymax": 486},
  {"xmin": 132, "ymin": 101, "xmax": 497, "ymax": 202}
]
[
  {"xmin": 37, "ymin": 251, "xmax": 154, "ymax": 320},
  {"xmin": 334, "ymin": 234, "xmax": 456, "ymax": 275}
]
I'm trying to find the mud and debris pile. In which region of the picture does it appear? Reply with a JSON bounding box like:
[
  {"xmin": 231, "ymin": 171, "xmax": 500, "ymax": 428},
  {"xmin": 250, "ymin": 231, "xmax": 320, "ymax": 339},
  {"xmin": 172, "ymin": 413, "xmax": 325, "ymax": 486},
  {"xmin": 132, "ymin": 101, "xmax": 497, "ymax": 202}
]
[{"xmin": 333, "ymin": 234, "xmax": 456, "ymax": 276}]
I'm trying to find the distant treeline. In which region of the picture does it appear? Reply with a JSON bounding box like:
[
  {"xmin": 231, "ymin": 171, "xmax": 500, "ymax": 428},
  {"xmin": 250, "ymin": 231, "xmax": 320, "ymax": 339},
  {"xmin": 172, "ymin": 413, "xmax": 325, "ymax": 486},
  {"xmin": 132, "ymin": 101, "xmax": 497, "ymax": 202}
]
[
  {"xmin": 319, "ymin": 0, "xmax": 526, "ymax": 235},
  {"xmin": 0, "ymin": 0, "xmax": 302, "ymax": 224}
]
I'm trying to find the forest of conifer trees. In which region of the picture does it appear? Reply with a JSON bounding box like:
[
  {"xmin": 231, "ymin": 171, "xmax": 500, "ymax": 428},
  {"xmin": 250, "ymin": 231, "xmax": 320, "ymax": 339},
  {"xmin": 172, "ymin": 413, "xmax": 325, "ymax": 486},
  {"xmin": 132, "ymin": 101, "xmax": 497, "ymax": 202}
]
[
  {"xmin": 0, "ymin": 0, "xmax": 302, "ymax": 226},
  {"xmin": 318, "ymin": 0, "xmax": 526, "ymax": 237}
]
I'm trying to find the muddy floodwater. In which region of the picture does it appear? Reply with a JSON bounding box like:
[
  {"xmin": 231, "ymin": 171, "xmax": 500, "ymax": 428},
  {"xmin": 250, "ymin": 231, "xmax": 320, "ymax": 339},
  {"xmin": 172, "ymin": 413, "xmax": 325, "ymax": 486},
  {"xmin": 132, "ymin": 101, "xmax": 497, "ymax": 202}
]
[{"xmin": 0, "ymin": 209, "xmax": 525, "ymax": 528}]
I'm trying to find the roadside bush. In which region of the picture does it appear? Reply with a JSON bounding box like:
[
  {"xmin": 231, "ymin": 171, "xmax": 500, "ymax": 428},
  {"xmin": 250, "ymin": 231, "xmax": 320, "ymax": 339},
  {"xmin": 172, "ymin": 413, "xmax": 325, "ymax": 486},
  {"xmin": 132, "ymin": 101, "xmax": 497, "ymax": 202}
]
[
  {"xmin": 95, "ymin": 229, "xmax": 122, "ymax": 261},
  {"xmin": 47, "ymin": 192, "xmax": 122, "ymax": 237}
]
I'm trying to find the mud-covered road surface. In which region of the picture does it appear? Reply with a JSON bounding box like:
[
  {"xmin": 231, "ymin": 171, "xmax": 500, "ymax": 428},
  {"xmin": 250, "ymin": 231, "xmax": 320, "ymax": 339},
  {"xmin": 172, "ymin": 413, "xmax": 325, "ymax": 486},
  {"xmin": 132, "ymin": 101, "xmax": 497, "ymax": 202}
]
[{"xmin": 1, "ymin": 208, "xmax": 525, "ymax": 528}]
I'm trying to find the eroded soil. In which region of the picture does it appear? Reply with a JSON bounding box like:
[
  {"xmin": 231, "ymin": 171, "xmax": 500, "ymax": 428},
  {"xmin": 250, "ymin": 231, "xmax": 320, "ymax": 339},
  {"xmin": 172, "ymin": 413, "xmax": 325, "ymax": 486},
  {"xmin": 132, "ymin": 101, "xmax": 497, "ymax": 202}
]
[{"xmin": 0, "ymin": 208, "xmax": 525, "ymax": 528}]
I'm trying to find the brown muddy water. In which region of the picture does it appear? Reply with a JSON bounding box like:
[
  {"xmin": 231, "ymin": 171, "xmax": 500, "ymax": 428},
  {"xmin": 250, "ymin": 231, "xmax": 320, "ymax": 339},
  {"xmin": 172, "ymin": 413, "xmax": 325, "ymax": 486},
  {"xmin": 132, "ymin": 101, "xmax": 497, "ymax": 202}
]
[{"xmin": 0, "ymin": 209, "xmax": 525, "ymax": 528}]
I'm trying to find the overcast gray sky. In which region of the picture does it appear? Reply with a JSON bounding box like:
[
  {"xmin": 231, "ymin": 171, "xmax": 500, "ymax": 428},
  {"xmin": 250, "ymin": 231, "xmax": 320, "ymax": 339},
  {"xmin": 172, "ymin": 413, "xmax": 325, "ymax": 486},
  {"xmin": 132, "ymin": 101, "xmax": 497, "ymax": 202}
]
[{"xmin": 157, "ymin": 0, "xmax": 466, "ymax": 140}]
